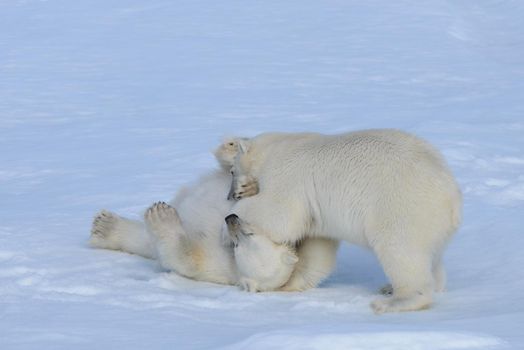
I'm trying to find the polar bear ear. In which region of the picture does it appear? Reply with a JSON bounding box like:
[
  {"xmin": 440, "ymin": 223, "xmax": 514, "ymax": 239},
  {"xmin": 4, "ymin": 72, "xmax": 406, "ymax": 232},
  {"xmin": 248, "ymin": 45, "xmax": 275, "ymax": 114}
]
[
  {"xmin": 281, "ymin": 251, "xmax": 299, "ymax": 265},
  {"xmin": 237, "ymin": 138, "xmax": 251, "ymax": 154}
]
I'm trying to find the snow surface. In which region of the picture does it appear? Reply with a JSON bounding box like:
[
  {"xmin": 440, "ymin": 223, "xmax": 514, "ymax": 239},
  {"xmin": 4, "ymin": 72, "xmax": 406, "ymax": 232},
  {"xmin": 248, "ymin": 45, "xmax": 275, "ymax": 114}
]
[{"xmin": 1, "ymin": 0, "xmax": 523, "ymax": 349}]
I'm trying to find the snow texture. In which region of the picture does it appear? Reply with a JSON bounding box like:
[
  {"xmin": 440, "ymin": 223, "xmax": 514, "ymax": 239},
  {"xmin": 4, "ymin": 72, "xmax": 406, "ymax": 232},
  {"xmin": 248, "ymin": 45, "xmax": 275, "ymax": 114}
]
[{"xmin": 1, "ymin": 0, "xmax": 523, "ymax": 349}]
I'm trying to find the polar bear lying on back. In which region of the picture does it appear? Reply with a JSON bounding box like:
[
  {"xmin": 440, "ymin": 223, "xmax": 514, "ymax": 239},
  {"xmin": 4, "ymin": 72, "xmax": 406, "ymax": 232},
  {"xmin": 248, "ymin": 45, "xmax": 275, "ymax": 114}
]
[
  {"xmin": 226, "ymin": 129, "xmax": 462, "ymax": 313},
  {"xmin": 90, "ymin": 138, "xmax": 338, "ymax": 292}
]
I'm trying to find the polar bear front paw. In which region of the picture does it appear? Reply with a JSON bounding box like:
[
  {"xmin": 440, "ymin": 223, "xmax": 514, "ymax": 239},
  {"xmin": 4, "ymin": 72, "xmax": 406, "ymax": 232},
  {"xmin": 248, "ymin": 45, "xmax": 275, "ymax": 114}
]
[
  {"xmin": 231, "ymin": 175, "xmax": 259, "ymax": 201},
  {"xmin": 144, "ymin": 202, "xmax": 181, "ymax": 239},
  {"xmin": 279, "ymin": 274, "xmax": 311, "ymax": 292},
  {"xmin": 239, "ymin": 278, "xmax": 259, "ymax": 293}
]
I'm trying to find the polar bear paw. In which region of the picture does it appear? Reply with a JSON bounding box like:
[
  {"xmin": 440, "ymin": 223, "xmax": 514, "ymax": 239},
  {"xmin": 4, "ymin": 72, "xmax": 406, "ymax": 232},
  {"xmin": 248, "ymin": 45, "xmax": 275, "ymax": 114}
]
[
  {"xmin": 379, "ymin": 284, "xmax": 393, "ymax": 295},
  {"xmin": 239, "ymin": 278, "xmax": 259, "ymax": 293},
  {"xmin": 371, "ymin": 294, "xmax": 432, "ymax": 314},
  {"xmin": 230, "ymin": 175, "xmax": 259, "ymax": 201},
  {"xmin": 371, "ymin": 298, "xmax": 394, "ymax": 314},
  {"xmin": 144, "ymin": 202, "xmax": 181, "ymax": 239},
  {"xmin": 90, "ymin": 210, "xmax": 121, "ymax": 248},
  {"xmin": 279, "ymin": 273, "xmax": 314, "ymax": 292}
]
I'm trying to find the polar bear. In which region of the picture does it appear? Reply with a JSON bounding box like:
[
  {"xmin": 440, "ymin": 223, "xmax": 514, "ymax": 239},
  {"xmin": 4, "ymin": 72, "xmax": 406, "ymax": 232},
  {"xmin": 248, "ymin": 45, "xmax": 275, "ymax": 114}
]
[
  {"xmin": 225, "ymin": 129, "xmax": 462, "ymax": 313},
  {"xmin": 90, "ymin": 138, "xmax": 338, "ymax": 291}
]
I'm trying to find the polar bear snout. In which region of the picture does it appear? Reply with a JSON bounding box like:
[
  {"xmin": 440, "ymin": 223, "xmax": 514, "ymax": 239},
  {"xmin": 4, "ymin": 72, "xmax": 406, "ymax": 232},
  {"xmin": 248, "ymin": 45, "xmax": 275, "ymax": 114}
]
[
  {"xmin": 225, "ymin": 214, "xmax": 241, "ymax": 245},
  {"xmin": 225, "ymin": 214, "xmax": 241, "ymax": 229}
]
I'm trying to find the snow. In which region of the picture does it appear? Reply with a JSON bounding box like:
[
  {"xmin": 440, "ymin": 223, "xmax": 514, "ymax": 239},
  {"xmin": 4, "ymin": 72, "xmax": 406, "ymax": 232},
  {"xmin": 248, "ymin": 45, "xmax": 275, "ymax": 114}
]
[
  {"xmin": 1, "ymin": 0, "xmax": 523, "ymax": 349},
  {"xmin": 221, "ymin": 331, "xmax": 502, "ymax": 350}
]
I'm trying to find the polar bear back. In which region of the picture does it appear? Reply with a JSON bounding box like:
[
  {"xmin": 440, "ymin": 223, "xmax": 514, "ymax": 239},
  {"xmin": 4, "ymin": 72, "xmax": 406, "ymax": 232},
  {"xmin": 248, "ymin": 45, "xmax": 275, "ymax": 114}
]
[{"xmin": 233, "ymin": 129, "xmax": 462, "ymax": 248}]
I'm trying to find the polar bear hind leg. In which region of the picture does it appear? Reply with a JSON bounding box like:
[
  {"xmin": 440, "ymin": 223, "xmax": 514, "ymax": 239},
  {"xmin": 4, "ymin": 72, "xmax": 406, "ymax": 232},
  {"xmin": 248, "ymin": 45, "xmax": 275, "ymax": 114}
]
[
  {"xmin": 90, "ymin": 210, "xmax": 155, "ymax": 259},
  {"xmin": 144, "ymin": 202, "xmax": 200, "ymax": 279},
  {"xmin": 432, "ymin": 254, "xmax": 447, "ymax": 293},
  {"xmin": 371, "ymin": 240, "xmax": 434, "ymax": 314},
  {"xmin": 379, "ymin": 256, "xmax": 446, "ymax": 295}
]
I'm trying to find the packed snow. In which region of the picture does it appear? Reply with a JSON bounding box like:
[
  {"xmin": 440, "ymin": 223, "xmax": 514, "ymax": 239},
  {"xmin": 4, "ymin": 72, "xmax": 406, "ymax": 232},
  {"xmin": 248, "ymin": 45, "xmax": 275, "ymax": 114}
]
[{"xmin": 1, "ymin": 0, "xmax": 523, "ymax": 349}]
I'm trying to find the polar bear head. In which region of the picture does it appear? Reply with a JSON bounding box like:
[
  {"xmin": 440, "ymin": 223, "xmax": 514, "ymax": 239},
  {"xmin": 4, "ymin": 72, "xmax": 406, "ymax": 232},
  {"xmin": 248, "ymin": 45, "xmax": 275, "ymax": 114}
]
[
  {"xmin": 225, "ymin": 214, "xmax": 298, "ymax": 292},
  {"xmin": 213, "ymin": 137, "xmax": 250, "ymax": 171}
]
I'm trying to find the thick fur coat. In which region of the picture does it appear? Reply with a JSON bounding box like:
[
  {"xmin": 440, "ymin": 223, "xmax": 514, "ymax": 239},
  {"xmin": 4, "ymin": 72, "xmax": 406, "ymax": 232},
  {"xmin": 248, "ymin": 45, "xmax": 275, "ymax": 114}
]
[
  {"xmin": 90, "ymin": 139, "xmax": 338, "ymax": 292},
  {"xmin": 227, "ymin": 129, "xmax": 462, "ymax": 312}
]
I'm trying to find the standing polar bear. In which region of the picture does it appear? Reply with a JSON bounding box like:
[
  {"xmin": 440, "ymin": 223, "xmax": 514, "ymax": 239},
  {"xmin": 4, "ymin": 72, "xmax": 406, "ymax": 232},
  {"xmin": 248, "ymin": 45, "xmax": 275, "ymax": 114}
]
[
  {"xmin": 90, "ymin": 138, "xmax": 338, "ymax": 292},
  {"xmin": 226, "ymin": 129, "xmax": 462, "ymax": 313}
]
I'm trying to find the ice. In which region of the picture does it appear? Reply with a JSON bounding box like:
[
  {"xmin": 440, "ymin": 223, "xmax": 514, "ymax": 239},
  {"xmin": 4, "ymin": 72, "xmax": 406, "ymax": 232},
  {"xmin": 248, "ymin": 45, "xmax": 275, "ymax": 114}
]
[
  {"xmin": 1, "ymin": 0, "xmax": 523, "ymax": 349},
  {"xmin": 220, "ymin": 331, "xmax": 503, "ymax": 350}
]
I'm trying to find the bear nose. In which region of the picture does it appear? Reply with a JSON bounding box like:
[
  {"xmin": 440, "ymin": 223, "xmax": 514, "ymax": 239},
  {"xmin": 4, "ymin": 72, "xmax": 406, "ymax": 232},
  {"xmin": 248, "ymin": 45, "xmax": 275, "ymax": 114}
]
[
  {"xmin": 225, "ymin": 214, "xmax": 239, "ymax": 225},
  {"xmin": 225, "ymin": 214, "xmax": 241, "ymax": 247}
]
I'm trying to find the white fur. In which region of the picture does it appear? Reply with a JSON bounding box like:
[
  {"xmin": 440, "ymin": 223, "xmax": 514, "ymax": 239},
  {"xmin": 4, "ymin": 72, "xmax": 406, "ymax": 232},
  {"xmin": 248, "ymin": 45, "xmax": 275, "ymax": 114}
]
[
  {"xmin": 227, "ymin": 129, "xmax": 462, "ymax": 312},
  {"xmin": 225, "ymin": 214, "xmax": 300, "ymax": 292},
  {"xmin": 90, "ymin": 210, "xmax": 154, "ymax": 259},
  {"xmin": 280, "ymin": 238, "xmax": 339, "ymax": 292},
  {"xmin": 90, "ymin": 138, "xmax": 337, "ymax": 291}
]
